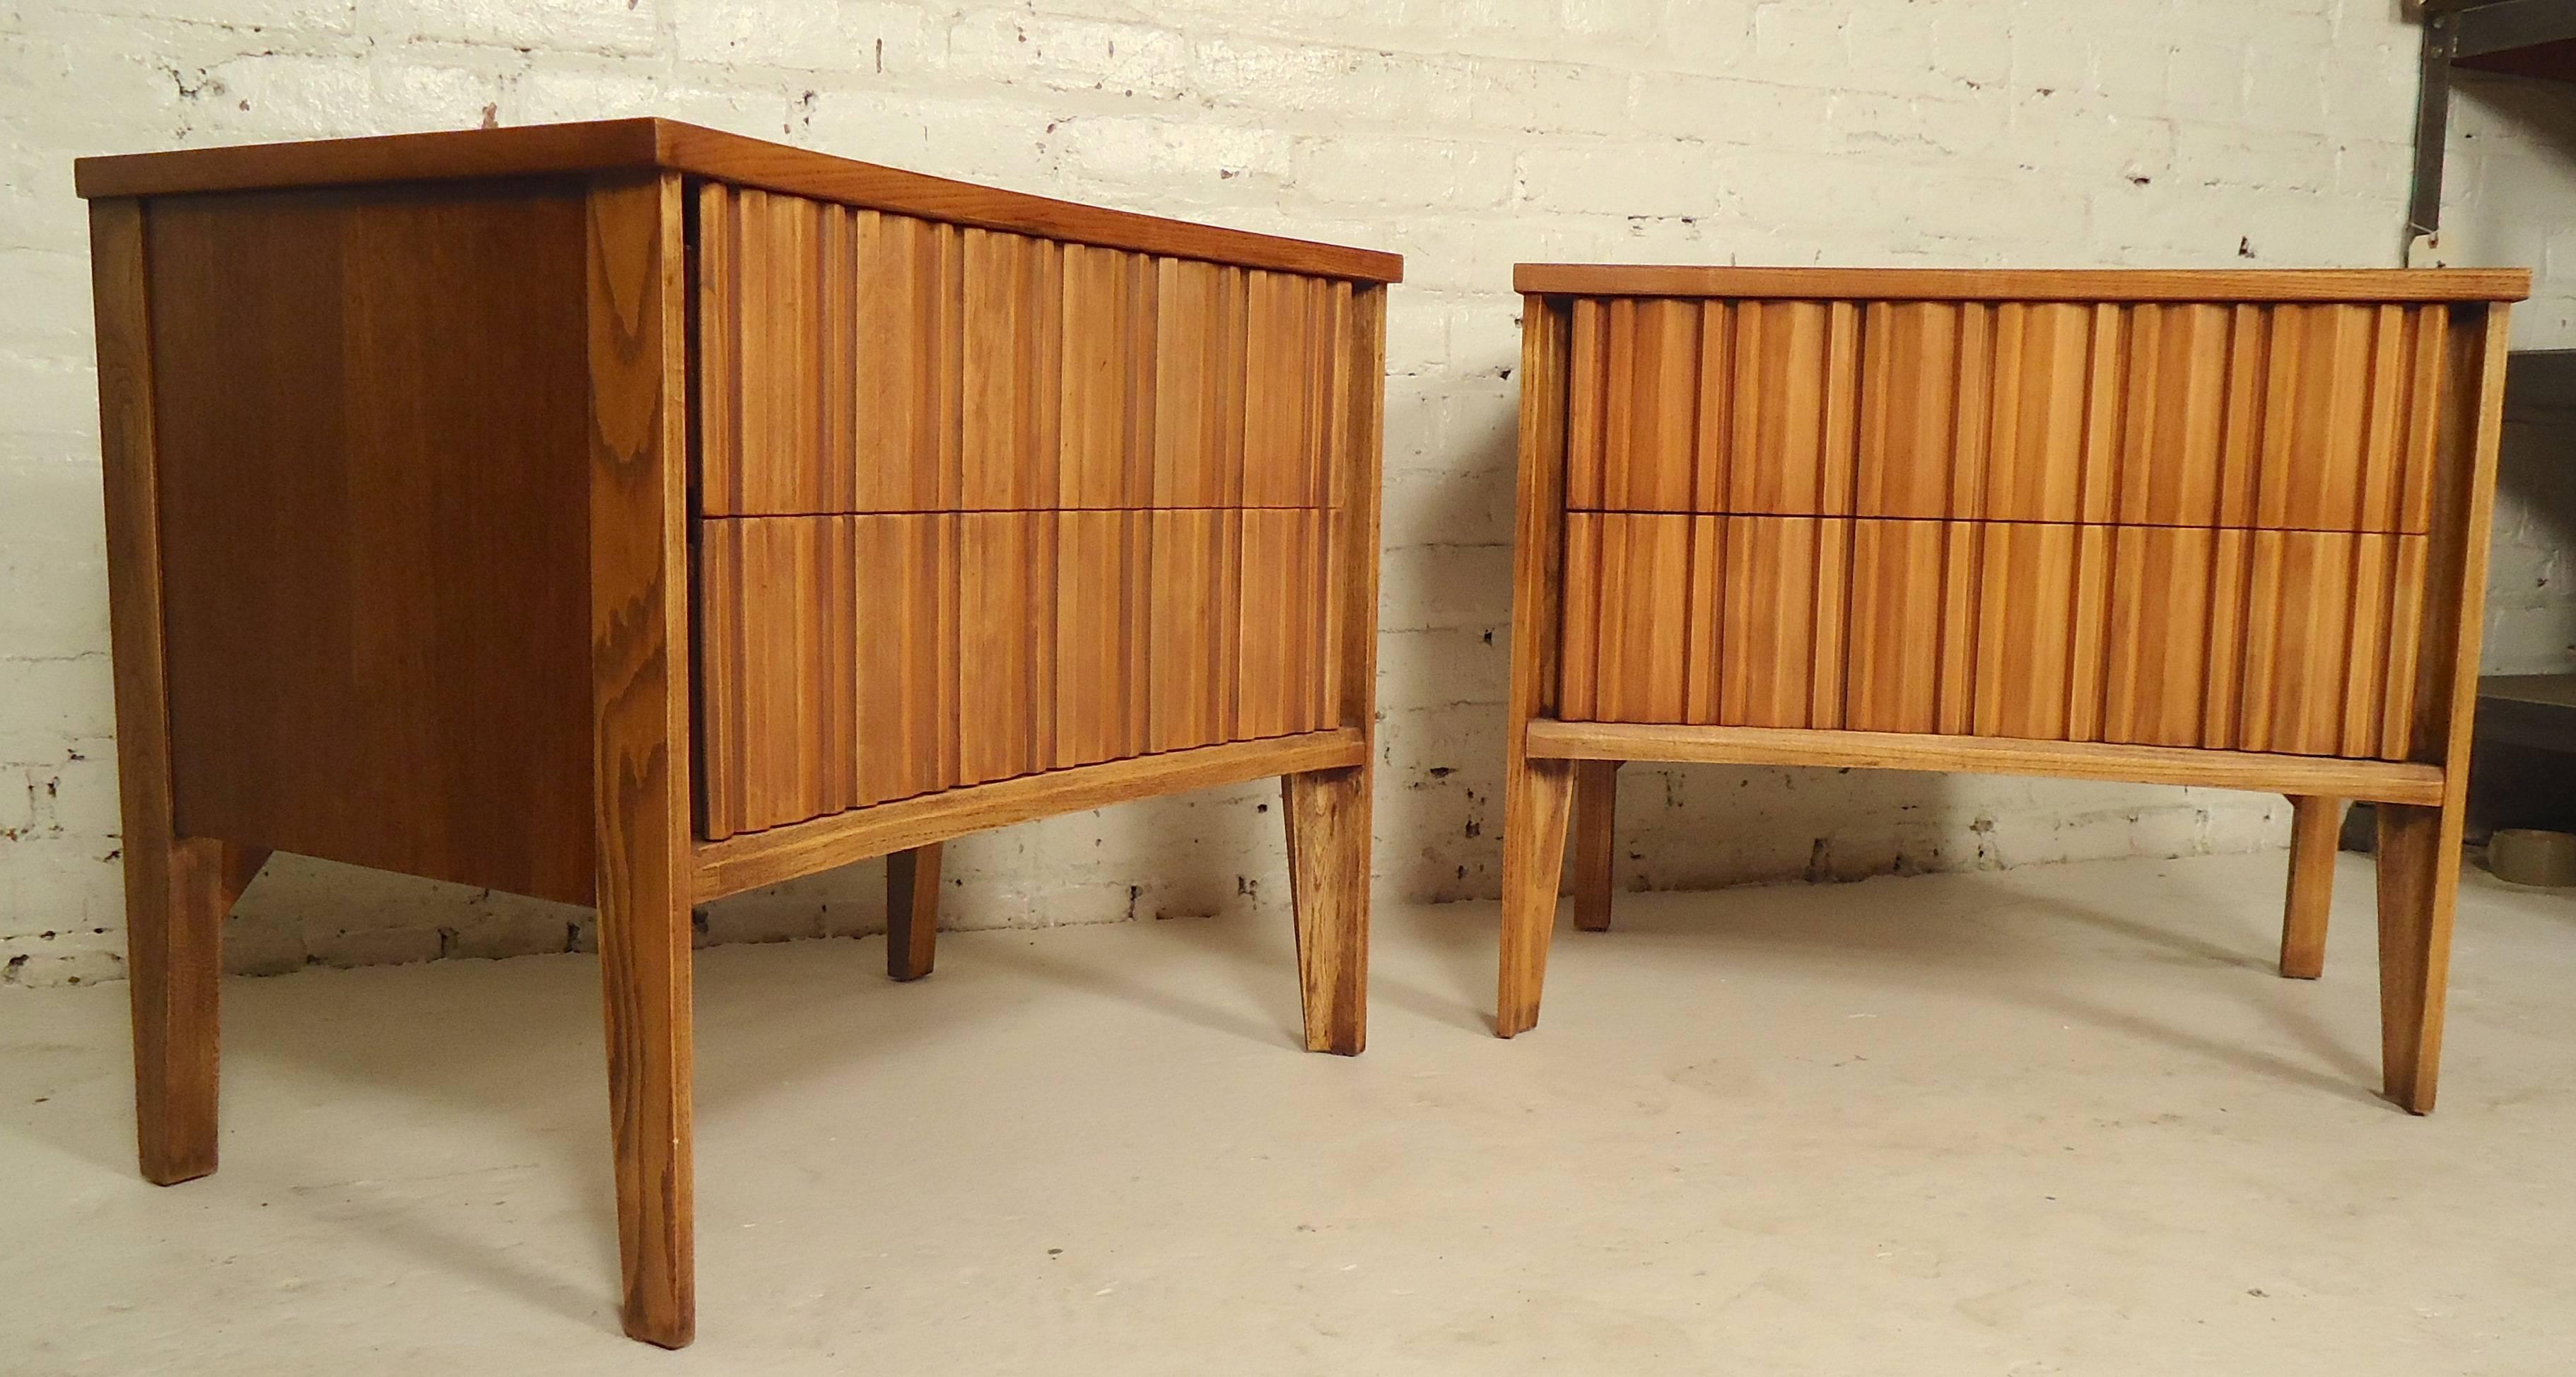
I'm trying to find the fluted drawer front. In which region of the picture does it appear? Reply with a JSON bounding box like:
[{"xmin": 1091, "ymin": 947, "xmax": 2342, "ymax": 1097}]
[
  {"xmin": 1564, "ymin": 296, "xmax": 2447, "ymax": 532},
  {"xmin": 698, "ymin": 510, "xmax": 1338, "ymax": 837},
  {"xmin": 1559, "ymin": 512, "xmax": 2427, "ymax": 759},
  {"xmin": 697, "ymin": 184, "xmax": 1358, "ymax": 515}
]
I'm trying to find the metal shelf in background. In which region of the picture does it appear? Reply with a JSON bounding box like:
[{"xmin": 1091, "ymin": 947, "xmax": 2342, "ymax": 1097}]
[{"xmin": 2412, "ymin": 0, "xmax": 2576, "ymax": 248}]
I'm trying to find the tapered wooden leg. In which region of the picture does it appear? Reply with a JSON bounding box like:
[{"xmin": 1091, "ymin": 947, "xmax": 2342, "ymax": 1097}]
[
  {"xmin": 2279, "ymin": 795, "xmax": 2338, "ymax": 979},
  {"xmin": 587, "ymin": 173, "xmax": 695, "ymax": 1347},
  {"xmin": 125, "ymin": 842, "xmax": 268, "ymax": 1185},
  {"xmin": 1571, "ymin": 760, "xmax": 1620, "ymax": 932},
  {"xmin": 1283, "ymin": 765, "xmax": 1370, "ymax": 1055},
  {"xmin": 886, "ymin": 845, "xmax": 940, "ymax": 981},
  {"xmin": 1497, "ymin": 756, "xmax": 1575, "ymax": 1038},
  {"xmin": 2375, "ymin": 801, "xmax": 2461, "ymax": 1115},
  {"xmin": 95, "ymin": 195, "xmax": 230, "ymax": 1187},
  {"xmin": 124, "ymin": 836, "xmax": 226, "ymax": 1185}
]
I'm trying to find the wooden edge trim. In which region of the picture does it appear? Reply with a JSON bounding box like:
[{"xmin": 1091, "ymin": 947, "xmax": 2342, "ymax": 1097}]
[
  {"xmin": 655, "ymin": 123, "xmax": 1402, "ymax": 283},
  {"xmin": 691, "ymin": 728, "xmax": 1369, "ymax": 902},
  {"xmin": 75, "ymin": 119, "xmax": 1403, "ymax": 284},
  {"xmin": 1523, "ymin": 720, "xmax": 2449, "ymax": 807},
  {"xmin": 76, "ymin": 119, "xmax": 667, "ymax": 199},
  {"xmin": 1511, "ymin": 264, "xmax": 2531, "ymax": 303}
]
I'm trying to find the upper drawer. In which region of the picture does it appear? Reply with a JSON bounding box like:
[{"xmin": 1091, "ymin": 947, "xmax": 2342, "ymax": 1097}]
[
  {"xmin": 1562, "ymin": 295, "xmax": 2453, "ymax": 532},
  {"xmin": 697, "ymin": 184, "xmax": 1362, "ymax": 515}
]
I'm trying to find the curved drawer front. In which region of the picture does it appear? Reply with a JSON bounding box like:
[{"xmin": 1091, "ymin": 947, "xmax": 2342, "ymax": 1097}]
[
  {"xmin": 698, "ymin": 510, "xmax": 1339, "ymax": 838},
  {"xmin": 1558, "ymin": 512, "xmax": 2426, "ymax": 758},
  {"xmin": 697, "ymin": 184, "xmax": 1359, "ymax": 515},
  {"xmin": 1564, "ymin": 295, "xmax": 2449, "ymax": 532}
]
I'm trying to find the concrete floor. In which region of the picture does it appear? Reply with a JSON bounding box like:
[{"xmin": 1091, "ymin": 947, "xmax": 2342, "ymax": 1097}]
[{"xmin": 4, "ymin": 851, "xmax": 2575, "ymax": 1376}]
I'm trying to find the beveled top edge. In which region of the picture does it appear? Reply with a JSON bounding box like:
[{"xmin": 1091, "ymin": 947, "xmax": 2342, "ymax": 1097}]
[
  {"xmin": 1512, "ymin": 264, "xmax": 2530, "ymax": 303},
  {"xmin": 76, "ymin": 119, "xmax": 1404, "ymax": 283}
]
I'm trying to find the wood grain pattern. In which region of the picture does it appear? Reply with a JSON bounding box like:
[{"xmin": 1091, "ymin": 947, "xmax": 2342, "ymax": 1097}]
[
  {"xmin": 1513, "ymin": 266, "xmax": 2519, "ymax": 1110},
  {"xmin": 2280, "ymin": 795, "xmax": 2337, "ymax": 980},
  {"xmin": 142, "ymin": 183, "xmax": 597, "ymax": 903},
  {"xmin": 1571, "ymin": 759, "xmax": 1620, "ymax": 933},
  {"xmin": 1497, "ymin": 756, "xmax": 1574, "ymax": 1039},
  {"xmin": 1846, "ymin": 519, "xmax": 1980, "ymax": 734},
  {"xmin": 93, "ymin": 197, "xmax": 228, "ymax": 1188},
  {"xmin": 2376, "ymin": 302, "xmax": 2512, "ymax": 1114},
  {"xmin": 1562, "ymin": 511, "xmax": 2427, "ymax": 758},
  {"xmin": 1514, "ymin": 264, "xmax": 2526, "ymax": 302},
  {"xmin": 1499, "ymin": 298, "xmax": 1576, "ymax": 1037},
  {"xmin": 699, "ymin": 184, "xmax": 1356, "ymax": 517},
  {"xmin": 1283, "ymin": 766, "xmax": 1369, "ymax": 1055},
  {"xmin": 86, "ymin": 133, "xmax": 1393, "ymax": 1348},
  {"xmin": 694, "ymin": 730, "xmax": 1368, "ymax": 902},
  {"xmin": 1563, "ymin": 295, "xmax": 2449, "ymax": 536},
  {"xmin": 698, "ymin": 509, "xmax": 1335, "ymax": 836},
  {"xmin": 76, "ymin": 119, "xmax": 1404, "ymax": 283},
  {"xmin": 1525, "ymin": 720, "xmax": 2447, "ymax": 806},
  {"xmin": 885, "ymin": 844, "xmax": 940, "ymax": 982},
  {"xmin": 959, "ymin": 512, "xmax": 1044, "ymax": 786},
  {"xmin": 585, "ymin": 173, "xmax": 694, "ymax": 1349}
]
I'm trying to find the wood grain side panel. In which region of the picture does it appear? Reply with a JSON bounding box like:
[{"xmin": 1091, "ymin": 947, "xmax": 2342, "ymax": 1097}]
[
  {"xmin": 146, "ymin": 183, "xmax": 595, "ymax": 903},
  {"xmin": 93, "ymin": 197, "xmax": 228, "ymax": 1186},
  {"xmin": 1320, "ymin": 281, "xmax": 1381, "ymax": 733}
]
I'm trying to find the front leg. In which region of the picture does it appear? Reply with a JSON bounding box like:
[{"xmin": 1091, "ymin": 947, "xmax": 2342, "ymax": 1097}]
[
  {"xmin": 1282, "ymin": 765, "xmax": 1370, "ymax": 1055},
  {"xmin": 1496, "ymin": 756, "xmax": 1574, "ymax": 1037},
  {"xmin": 2375, "ymin": 801, "xmax": 2463, "ymax": 1115},
  {"xmin": 125, "ymin": 835, "xmax": 227, "ymax": 1185}
]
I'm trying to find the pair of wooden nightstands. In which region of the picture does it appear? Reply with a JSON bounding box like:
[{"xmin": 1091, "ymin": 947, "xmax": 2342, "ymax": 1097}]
[{"xmin": 78, "ymin": 121, "xmax": 2525, "ymax": 1348}]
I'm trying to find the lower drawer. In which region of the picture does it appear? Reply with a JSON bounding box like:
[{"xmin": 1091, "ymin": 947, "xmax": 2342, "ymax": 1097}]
[
  {"xmin": 1559, "ymin": 513, "xmax": 2428, "ymax": 759},
  {"xmin": 697, "ymin": 508, "xmax": 1338, "ymax": 838}
]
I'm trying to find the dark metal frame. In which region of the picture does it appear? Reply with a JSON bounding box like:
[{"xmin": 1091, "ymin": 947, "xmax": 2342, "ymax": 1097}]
[{"xmin": 2412, "ymin": 1, "xmax": 2576, "ymax": 245}]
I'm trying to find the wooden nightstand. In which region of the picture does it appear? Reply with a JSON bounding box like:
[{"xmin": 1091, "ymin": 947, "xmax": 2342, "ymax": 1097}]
[
  {"xmin": 1498, "ymin": 266, "xmax": 2525, "ymax": 1114},
  {"xmin": 76, "ymin": 119, "xmax": 1397, "ymax": 1346}
]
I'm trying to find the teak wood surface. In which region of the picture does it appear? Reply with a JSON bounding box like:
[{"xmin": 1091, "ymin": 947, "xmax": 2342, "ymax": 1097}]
[
  {"xmin": 1501, "ymin": 264, "xmax": 2525, "ymax": 1118},
  {"xmin": 79, "ymin": 123, "xmax": 1394, "ymax": 1348}
]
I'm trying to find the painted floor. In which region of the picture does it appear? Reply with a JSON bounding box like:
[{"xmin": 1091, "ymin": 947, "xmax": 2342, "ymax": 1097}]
[{"xmin": 5, "ymin": 850, "xmax": 2574, "ymax": 1375}]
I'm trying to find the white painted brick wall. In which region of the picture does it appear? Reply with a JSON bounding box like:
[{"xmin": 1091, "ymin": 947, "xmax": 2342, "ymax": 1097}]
[{"xmin": 2, "ymin": 0, "xmax": 2570, "ymax": 988}]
